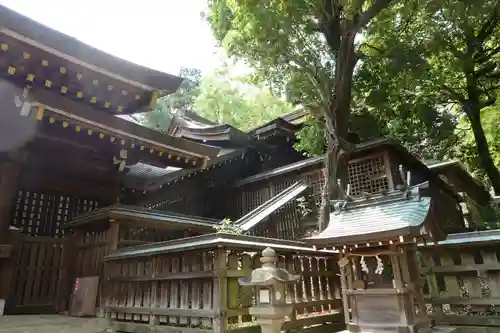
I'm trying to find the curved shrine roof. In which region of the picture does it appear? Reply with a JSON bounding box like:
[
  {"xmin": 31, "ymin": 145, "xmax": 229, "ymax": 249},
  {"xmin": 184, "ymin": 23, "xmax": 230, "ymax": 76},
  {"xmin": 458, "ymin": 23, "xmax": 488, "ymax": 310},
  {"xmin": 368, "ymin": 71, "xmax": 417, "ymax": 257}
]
[{"xmin": 305, "ymin": 186, "xmax": 433, "ymax": 247}]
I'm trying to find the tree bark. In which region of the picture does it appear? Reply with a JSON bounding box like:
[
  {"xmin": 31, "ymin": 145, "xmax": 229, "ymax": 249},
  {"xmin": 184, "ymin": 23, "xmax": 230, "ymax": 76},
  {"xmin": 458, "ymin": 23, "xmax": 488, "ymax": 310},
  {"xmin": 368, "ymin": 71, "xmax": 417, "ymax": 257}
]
[
  {"xmin": 316, "ymin": 0, "xmax": 394, "ymax": 231},
  {"xmin": 318, "ymin": 32, "xmax": 358, "ymax": 231},
  {"xmin": 467, "ymin": 106, "xmax": 500, "ymax": 195}
]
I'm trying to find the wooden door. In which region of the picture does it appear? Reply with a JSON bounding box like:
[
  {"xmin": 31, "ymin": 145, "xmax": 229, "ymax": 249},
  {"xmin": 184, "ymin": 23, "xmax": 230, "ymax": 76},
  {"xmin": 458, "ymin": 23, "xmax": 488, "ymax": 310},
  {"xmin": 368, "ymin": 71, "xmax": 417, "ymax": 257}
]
[{"xmin": 9, "ymin": 235, "xmax": 64, "ymax": 314}]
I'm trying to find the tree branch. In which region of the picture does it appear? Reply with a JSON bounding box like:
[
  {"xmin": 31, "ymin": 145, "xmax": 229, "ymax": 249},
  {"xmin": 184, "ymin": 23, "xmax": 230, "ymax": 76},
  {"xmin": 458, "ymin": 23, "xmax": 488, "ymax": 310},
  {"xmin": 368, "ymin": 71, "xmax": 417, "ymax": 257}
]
[
  {"xmin": 355, "ymin": 0, "xmax": 394, "ymax": 31},
  {"xmin": 475, "ymin": 61, "xmax": 497, "ymax": 77},
  {"xmin": 318, "ymin": 0, "xmax": 342, "ymax": 54},
  {"xmin": 476, "ymin": 1, "xmax": 500, "ymax": 43},
  {"xmin": 442, "ymin": 85, "xmax": 466, "ymax": 103},
  {"xmin": 360, "ymin": 43, "xmax": 386, "ymax": 54}
]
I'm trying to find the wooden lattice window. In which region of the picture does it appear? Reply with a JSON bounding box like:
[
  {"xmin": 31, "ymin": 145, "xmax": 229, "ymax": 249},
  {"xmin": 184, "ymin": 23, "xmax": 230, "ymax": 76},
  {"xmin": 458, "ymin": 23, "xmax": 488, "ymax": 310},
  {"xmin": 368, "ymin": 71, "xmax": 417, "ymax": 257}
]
[
  {"xmin": 348, "ymin": 153, "xmax": 390, "ymax": 197},
  {"xmin": 11, "ymin": 189, "xmax": 99, "ymax": 237},
  {"xmin": 303, "ymin": 170, "xmax": 326, "ymax": 206}
]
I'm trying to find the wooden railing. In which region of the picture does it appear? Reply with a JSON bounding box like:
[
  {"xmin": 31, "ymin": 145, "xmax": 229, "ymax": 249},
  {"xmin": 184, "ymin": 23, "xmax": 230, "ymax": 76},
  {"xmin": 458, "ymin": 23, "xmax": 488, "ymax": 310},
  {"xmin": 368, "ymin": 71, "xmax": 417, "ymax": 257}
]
[
  {"xmin": 421, "ymin": 230, "xmax": 500, "ymax": 327},
  {"xmin": 102, "ymin": 233, "xmax": 344, "ymax": 333}
]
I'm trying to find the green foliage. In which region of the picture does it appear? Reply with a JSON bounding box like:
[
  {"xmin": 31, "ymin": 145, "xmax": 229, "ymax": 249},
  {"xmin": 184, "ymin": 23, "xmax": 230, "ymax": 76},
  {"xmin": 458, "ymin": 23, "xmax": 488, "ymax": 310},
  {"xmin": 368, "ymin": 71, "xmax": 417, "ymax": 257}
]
[
  {"xmin": 296, "ymin": 194, "xmax": 314, "ymax": 217},
  {"xmin": 455, "ymin": 105, "xmax": 500, "ymax": 185},
  {"xmin": 213, "ymin": 218, "xmax": 244, "ymax": 234},
  {"xmin": 294, "ymin": 117, "xmax": 327, "ymax": 157},
  {"xmin": 141, "ymin": 60, "xmax": 292, "ymax": 133},
  {"xmin": 482, "ymin": 204, "xmax": 500, "ymax": 230},
  {"xmin": 142, "ymin": 67, "xmax": 202, "ymax": 130},
  {"xmin": 357, "ymin": 0, "xmax": 500, "ymax": 191},
  {"xmin": 206, "ymin": 0, "xmax": 500, "ymax": 194},
  {"xmin": 194, "ymin": 59, "xmax": 293, "ymax": 131},
  {"xmin": 206, "ymin": 0, "xmax": 369, "ymax": 121}
]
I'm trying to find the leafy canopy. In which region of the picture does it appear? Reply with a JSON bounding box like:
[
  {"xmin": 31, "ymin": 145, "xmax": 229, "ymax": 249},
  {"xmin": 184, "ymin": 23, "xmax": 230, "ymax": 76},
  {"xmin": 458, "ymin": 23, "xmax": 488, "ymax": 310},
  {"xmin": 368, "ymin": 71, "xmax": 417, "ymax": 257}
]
[
  {"xmin": 194, "ymin": 58, "xmax": 293, "ymax": 131},
  {"xmin": 357, "ymin": 0, "xmax": 500, "ymax": 191}
]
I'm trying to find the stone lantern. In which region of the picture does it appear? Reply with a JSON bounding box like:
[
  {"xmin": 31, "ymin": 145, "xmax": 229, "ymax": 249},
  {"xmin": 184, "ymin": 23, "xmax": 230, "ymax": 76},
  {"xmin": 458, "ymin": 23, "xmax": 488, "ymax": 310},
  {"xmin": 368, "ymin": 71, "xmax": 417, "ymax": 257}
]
[{"xmin": 239, "ymin": 247, "xmax": 300, "ymax": 333}]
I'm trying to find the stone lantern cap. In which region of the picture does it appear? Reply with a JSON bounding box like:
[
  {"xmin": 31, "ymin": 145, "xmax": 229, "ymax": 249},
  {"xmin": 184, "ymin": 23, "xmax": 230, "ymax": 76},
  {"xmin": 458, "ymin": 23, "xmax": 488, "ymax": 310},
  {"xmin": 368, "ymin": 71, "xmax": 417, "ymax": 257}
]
[{"xmin": 239, "ymin": 247, "xmax": 300, "ymax": 287}]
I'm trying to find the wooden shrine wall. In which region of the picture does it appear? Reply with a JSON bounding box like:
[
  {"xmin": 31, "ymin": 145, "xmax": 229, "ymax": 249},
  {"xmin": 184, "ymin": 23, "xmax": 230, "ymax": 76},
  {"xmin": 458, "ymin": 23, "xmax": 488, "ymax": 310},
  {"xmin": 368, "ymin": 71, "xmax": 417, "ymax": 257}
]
[
  {"xmin": 231, "ymin": 153, "xmax": 393, "ymax": 240},
  {"xmin": 138, "ymin": 153, "xmax": 261, "ymax": 219},
  {"xmin": 2, "ymin": 167, "xmax": 110, "ymax": 314}
]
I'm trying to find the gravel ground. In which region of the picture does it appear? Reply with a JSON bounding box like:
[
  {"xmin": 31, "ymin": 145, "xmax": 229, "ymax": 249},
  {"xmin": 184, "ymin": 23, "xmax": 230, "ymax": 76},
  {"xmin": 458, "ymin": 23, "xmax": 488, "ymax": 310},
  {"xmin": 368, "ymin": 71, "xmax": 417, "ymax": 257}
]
[{"xmin": 0, "ymin": 315, "xmax": 112, "ymax": 333}]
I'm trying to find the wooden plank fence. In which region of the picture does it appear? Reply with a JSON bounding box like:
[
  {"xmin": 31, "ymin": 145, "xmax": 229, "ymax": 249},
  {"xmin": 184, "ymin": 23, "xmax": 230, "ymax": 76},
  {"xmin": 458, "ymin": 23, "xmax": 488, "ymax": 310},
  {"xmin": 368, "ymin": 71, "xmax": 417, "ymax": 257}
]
[
  {"xmin": 101, "ymin": 234, "xmax": 344, "ymax": 333},
  {"xmin": 421, "ymin": 230, "xmax": 500, "ymax": 327}
]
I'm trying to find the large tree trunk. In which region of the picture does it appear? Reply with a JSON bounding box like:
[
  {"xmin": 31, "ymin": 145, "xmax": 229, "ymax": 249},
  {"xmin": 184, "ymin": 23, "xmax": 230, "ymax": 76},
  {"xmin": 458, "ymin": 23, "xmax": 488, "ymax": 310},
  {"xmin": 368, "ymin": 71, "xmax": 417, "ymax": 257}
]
[
  {"xmin": 317, "ymin": 31, "xmax": 358, "ymax": 231},
  {"xmin": 467, "ymin": 106, "xmax": 500, "ymax": 195}
]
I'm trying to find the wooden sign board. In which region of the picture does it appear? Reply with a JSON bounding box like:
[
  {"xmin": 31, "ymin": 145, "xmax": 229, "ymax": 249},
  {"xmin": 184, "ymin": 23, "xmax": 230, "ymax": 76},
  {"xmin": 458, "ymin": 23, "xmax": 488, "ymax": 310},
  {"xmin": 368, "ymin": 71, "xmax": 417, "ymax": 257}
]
[{"xmin": 70, "ymin": 276, "xmax": 99, "ymax": 317}]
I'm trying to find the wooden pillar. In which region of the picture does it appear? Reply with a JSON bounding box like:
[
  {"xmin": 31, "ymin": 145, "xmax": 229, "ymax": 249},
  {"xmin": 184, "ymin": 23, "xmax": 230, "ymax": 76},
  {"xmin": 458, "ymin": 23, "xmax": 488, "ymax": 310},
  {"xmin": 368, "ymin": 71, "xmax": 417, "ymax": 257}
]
[
  {"xmin": 213, "ymin": 248, "xmax": 228, "ymax": 333},
  {"xmin": 0, "ymin": 161, "xmax": 19, "ymax": 243},
  {"xmin": 106, "ymin": 220, "xmax": 120, "ymax": 253}
]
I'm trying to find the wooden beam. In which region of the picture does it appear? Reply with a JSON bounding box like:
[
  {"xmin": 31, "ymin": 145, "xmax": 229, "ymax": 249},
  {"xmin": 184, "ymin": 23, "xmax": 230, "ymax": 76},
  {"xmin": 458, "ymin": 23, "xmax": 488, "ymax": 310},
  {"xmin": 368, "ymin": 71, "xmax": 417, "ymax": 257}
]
[
  {"xmin": 29, "ymin": 87, "xmax": 220, "ymax": 159},
  {"xmin": 17, "ymin": 168, "xmax": 115, "ymax": 201}
]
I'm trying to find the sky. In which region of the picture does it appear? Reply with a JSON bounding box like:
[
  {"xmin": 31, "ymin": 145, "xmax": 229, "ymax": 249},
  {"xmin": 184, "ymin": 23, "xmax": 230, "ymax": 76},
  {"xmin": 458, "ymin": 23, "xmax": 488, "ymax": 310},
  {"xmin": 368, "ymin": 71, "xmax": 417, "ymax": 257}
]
[{"xmin": 0, "ymin": 0, "xmax": 221, "ymax": 75}]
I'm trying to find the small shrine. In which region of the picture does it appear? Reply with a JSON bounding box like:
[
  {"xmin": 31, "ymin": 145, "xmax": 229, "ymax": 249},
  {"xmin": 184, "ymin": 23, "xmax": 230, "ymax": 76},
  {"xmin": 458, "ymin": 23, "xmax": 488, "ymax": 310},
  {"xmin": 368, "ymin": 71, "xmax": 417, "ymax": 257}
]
[{"xmin": 306, "ymin": 170, "xmax": 450, "ymax": 333}]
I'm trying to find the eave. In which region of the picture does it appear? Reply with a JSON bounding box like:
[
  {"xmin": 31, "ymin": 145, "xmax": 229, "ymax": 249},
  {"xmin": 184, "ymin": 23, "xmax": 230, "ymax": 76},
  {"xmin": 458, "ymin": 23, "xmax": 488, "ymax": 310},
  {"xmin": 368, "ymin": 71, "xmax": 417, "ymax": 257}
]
[
  {"xmin": 25, "ymin": 86, "xmax": 221, "ymax": 166},
  {"xmin": 103, "ymin": 232, "xmax": 335, "ymax": 261},
  {"xmin": 65, "ymin": 204, "xmax": 220, "ymax": 233},
  {"xmin": 427, "ymin": 160, "xmax": 491, "ymax": 206},
  {"xmin": 0, "ymin": 4, "xmax": 183, "ymax": 114},
  {"xmin": 305, "ymin": 186, "xmax": 438, "ymax": 247}
]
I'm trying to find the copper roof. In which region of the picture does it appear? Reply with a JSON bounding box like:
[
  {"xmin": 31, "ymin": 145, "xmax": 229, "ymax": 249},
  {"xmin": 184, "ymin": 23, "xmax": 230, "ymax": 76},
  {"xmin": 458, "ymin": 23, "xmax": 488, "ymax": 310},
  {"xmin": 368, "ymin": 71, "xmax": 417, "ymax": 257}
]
[{"xmin": 305, "ymin": 186, "xmax": 432, "ymax": 246}]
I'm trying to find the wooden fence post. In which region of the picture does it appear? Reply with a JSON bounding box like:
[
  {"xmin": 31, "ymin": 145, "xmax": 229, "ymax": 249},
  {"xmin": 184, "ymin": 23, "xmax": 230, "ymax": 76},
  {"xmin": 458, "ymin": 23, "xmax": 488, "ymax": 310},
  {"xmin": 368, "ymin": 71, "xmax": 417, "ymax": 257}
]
[{"xmin": 213, "ymin": 248, "xmax": 228, "ymax": 333}]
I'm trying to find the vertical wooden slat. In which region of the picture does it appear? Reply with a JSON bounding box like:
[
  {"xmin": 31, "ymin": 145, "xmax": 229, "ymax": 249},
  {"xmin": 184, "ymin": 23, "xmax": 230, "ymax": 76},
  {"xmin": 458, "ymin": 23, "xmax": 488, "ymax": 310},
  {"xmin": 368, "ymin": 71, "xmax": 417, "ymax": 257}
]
[
  {"xmin": 294, "ymin": 256, "xmax": 305, "ymax": 315},
  {"xmin": 440, "ymin": 254, "xmax": 462, "ymax": 312},
  {"xmin": 39, "ymin": 241, "xmax": 55, "ymax": 305},
  {"xmin": 213, "ymin": 249, "xmax": 228, "ymax": 333},
  {"xmin": 227, "ymin": 252, "xmax": 239, "ymax": 324},
  {"xmin": 179, "ymin": 255, "xmax": 190, "ymax": 325},
  {"xmin": 302, "ymin": 257, "xmax": 314, "ymax": 313},
  {"xmin": 201, "ymin": 251, "xmax": 213, "ymax": 328},
  {"xmin": 326, "ymin": 256, "xmax": 340, "ymax": 307},
  {"xmin": 31, "ymin": 241, "xmax": 47, "ymax": 304},
  {"xmin": 23, "ymin": 241, "xmax": 39, "ymax": 305},
  {"xmin": 460, "ymin": 252, "xmax": 483, "ymax": 312},
  {"xmin": 240, "ymin": 253, "xmax": 253, "ymax": 324},
  {"xmin": 149, "ymin": 257, "xmax": 158, "ymax": 325},
  {"xmin": 310, "ymin": 257, "xmax": 321, "ymax": 312},
  {"xmin": 169, "ymin": 256, "xmax": 180, "ymax": 325},
  {"xmin": 421, "ymin": 251, "xmax": 443, "ymax": 317},
  {"xmin": 160, "ymin": 256, "xmax": 170, "ymax": 324},
  {"xmin": 124, "ymin": 262, "xmax": 133, "ymax": 321},
  {"xmin": 482, "ymin": 250, "xmax": 500, "ymax": 298}
]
